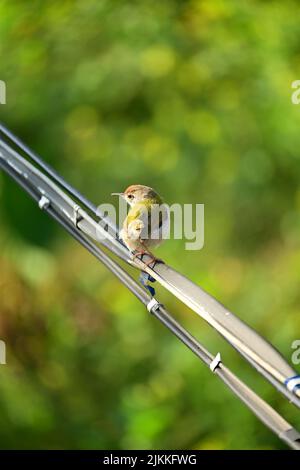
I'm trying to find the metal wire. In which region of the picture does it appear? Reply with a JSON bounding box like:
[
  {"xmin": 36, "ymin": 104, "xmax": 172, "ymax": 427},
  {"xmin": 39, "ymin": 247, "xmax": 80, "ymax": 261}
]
[
  {"xmin": 1, "ymin": 127, "xmax": 300, "ymax": 409},
  {"xmin": 1, "ymin": 155, "xmax": 300, "ymax": 449},
  {"xmin": 1, "ymin": 135, "xmax": 300, "ymax": 449},
  {"xmin": 0, "ymin": 123, "xmax": 122, "ymax": 242}
]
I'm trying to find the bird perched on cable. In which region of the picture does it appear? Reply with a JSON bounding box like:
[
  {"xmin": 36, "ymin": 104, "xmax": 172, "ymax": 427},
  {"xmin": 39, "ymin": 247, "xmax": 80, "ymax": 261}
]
[{"xmin": 112, "ymin": 184, "xmax": 168, "ymax": 267}]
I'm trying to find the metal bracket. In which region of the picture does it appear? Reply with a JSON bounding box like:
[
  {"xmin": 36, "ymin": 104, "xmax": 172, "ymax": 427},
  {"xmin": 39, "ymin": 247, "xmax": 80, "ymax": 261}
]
[
  {"xmin": 38, "ymin": 195, "xmax": 50, "ymax": 210},
  {"xmin": 210, "ymin": 352, "xmax": 222, "ymax": 372},
  {"xmin": 147, "ymin": 297, "xmax": 162, "ymax": 314},
  {"xmin": 285, "ymin": 375, "xmax": 300, "ymax": 393},
  {"xmin": 280, "ymin": 428, "xmax": 300, "ymax": 450},
  {"xmin": 72, "ymin": 204, "xmax": 83, "ymax": 227}
]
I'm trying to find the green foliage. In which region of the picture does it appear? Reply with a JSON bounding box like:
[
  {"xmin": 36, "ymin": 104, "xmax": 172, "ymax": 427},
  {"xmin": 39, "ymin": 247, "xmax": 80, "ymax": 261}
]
[{"xmin": 0, "ymin": 0, "xmax": 300, "ymax": 449}]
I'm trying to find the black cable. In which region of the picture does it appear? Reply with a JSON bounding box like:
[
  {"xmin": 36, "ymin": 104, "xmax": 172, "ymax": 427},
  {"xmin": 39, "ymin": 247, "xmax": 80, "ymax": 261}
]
[{"xmin": 0, "ymin": 123, "xmax": 99, "ymax": 215}]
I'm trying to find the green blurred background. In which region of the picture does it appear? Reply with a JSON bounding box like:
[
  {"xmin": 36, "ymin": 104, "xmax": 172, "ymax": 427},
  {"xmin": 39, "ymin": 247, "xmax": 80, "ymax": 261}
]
[{"xmin": 0, "ymin": 0, "xmax": 300, "ymax": 450}]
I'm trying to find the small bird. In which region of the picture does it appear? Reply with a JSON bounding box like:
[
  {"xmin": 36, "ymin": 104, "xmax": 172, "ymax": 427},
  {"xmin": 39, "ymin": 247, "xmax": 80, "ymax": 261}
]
[{"xmin": 112, "ymin": 184, "xmax": 168, "ymax": 267}]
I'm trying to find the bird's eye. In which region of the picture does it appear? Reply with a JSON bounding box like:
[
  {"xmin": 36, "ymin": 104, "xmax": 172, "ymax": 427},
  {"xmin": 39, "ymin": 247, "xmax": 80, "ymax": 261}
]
[{"xmin": 127, "ymin": 194, "xmax": 134, "ymax": 200}]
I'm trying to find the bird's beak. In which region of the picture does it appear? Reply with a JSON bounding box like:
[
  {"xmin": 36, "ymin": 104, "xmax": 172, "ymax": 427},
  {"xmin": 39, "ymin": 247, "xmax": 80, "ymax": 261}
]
[{"xmin": 111, "ymin": 192, "xmax": 124, "ymax": 197}]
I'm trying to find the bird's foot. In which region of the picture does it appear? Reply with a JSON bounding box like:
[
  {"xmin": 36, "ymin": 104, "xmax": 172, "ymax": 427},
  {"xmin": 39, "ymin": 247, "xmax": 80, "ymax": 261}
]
[
  {"xmin": 142, "ymin": 255, "xmax": 164, "ymax": 269},
  {"xmin": 132, "ymin": 250, "xmax": 147, "ymax": 263},
  {"xmin": 149, "ymin": 259, "xmax": 164, "ymax": 269},
  {"xmin": 133, "ymin": 250, "xmax": 164, "ymax": 269}
]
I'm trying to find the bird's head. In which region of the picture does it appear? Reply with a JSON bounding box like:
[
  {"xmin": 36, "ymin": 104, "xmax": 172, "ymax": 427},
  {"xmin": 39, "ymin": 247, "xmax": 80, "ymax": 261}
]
[{"xmin": 112, "ymin": 185, "xmax": 162, "ymax": 207}]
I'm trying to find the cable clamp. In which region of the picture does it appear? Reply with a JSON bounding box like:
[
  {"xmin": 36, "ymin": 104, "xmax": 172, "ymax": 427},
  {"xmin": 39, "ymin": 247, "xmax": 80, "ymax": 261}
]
[
  {"xmin": 280, "ymin": 427, "xmax": 300, "ymax": 445},
  {"xmin": 38, "ymin": 195, "xmax": 50, "ymax": 210},
  {"xmin": 147, "ymin": 298, "xmax": 162, "ymax": 314},
  {"xmin": 285, "ymin": 375, "xmax": 300, "ymax": 393},
  {"xmin": 72, "ymin": 204, "xmax": 83, "ymax": 227},
  {"xmin": 210, "ymin": 352, "xmax": 222, "ymax": 372}
]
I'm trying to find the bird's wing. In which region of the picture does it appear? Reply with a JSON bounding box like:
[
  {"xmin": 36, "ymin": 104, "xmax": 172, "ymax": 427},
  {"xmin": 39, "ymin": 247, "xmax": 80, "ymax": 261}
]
[
  {"xmin": 126, "ymin": 204, "xmax": 168, "ymax": 241},
  {"xmin": 124, "ymin": 206, "xmax": 142, "ymax": 227}
]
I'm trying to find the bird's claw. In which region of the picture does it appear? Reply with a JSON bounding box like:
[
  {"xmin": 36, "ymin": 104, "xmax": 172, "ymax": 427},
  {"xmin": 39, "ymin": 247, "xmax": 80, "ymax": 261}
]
[
  {"xmin": 133, "ymin": 251, "xmax": 164, "ymax": 269},
  {"xmin": 142, "ymin": 255, "xmax": 164, "ymax": 269},
  {"xmin": 132, "ymin": 250, "xmax": 146, "ymax": 263},
  {"xmin": 145, "ymin": 258, "xmax": 164, "ymax": 269}
]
